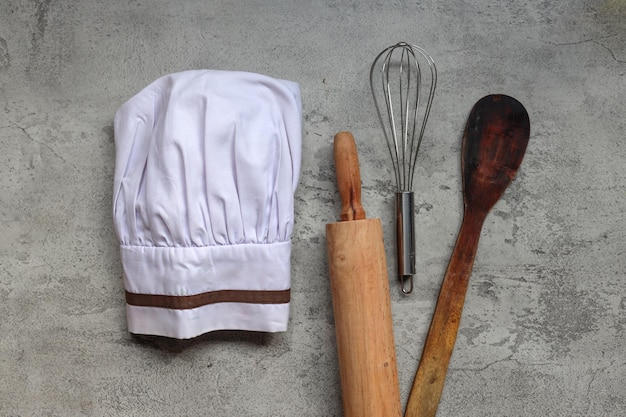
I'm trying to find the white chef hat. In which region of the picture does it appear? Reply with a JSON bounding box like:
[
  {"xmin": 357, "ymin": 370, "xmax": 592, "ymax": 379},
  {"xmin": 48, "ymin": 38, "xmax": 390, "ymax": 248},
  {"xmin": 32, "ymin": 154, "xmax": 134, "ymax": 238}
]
[{"xmin": 113, "ymin": 70, "xmax": 302, "ymax": 339}]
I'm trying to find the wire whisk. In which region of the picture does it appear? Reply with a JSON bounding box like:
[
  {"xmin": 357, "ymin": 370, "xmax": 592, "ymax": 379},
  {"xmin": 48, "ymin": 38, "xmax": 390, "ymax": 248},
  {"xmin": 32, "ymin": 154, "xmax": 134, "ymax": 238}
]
[{"xmin": 370, "ymin": 42, "xmax": 437, "ymax": 294}]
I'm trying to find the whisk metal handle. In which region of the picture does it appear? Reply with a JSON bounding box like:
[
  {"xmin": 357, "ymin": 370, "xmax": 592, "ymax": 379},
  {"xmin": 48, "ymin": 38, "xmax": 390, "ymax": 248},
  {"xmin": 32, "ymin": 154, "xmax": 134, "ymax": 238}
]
[{"xmin": 396, "ymin": 192, "xmax": 415, "ymax": 294}]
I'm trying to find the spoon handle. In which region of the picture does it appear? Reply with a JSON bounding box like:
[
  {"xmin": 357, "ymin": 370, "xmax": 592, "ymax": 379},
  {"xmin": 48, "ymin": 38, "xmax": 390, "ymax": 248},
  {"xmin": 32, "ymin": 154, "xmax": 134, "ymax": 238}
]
[{"xmin": 404, "ymin": 209, "xmax": 486, "ymax": 417}]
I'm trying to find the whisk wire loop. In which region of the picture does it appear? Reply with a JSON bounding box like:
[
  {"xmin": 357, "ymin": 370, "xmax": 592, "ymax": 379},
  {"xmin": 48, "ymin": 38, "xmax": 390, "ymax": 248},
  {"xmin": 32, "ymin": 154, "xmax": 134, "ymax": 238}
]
[
  {"xmin": 371, "ymin": 43, "xmax": 437, "ymax": 192},
  {"xmin": 380, "ymin": 48, "xmax": 401, "ymax": 190}
]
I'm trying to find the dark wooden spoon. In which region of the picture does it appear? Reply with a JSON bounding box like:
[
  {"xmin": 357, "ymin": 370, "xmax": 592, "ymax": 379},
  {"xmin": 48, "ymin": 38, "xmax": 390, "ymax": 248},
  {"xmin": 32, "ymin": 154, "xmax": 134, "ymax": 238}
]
[{"xmin": 404, "ymin": 95, "xmax": 530, "ymax": 417}]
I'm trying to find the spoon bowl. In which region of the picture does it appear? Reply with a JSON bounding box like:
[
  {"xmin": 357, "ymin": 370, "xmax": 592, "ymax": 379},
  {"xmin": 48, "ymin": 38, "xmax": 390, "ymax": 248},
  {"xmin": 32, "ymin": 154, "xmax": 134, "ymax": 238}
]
[{"xmin": 463, "ymin": 95, "xmax": 530, "ymax": 213}]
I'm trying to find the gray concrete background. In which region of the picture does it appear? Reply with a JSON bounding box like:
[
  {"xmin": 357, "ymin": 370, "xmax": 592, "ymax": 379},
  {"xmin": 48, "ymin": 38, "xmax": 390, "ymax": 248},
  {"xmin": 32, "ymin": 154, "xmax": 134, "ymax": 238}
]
[{"xmin": 1, "ymin": 0, "xmax": 624, "ymax": 416}]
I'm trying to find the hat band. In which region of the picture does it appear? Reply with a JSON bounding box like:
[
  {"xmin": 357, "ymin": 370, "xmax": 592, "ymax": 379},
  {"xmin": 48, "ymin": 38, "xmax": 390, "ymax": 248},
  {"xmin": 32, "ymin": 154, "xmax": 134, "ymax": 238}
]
[{"xmin": 125, "ymin": 288, "xmax": 290, "ymax": 310}]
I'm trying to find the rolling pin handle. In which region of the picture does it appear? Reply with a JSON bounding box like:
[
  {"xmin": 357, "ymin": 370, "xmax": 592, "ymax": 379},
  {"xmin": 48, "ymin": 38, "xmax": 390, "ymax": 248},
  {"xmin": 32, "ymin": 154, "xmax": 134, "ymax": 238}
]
[{"xmin": 334, "ymin": 131, "xmax": 366, "ymax": 221}]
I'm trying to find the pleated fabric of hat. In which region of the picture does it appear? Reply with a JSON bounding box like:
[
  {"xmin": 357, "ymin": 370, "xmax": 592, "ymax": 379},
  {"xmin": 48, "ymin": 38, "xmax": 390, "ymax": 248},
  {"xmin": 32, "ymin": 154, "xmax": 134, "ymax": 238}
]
[{"xmin": 113, "ymin": 70, "xmax": 302, "ymax": 339}]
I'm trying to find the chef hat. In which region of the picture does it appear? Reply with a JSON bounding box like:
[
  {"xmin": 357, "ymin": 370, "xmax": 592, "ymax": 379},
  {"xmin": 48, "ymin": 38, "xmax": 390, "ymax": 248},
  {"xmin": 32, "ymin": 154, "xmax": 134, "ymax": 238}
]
[{"xmin": 113, "ymin": 70, "xmax": 302, "ymax": 339}]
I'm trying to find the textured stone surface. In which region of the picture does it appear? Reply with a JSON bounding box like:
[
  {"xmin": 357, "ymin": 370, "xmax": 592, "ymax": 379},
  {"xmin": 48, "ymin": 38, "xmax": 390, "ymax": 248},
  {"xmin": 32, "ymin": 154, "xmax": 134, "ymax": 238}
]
[{"xmin": 1, "ymin": 0, "xmax": 624, "ymax": 416}]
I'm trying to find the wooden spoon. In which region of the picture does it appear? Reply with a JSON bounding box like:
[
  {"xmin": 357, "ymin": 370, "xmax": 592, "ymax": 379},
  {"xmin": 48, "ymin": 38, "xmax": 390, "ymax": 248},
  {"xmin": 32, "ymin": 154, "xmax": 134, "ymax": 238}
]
[{"xmin": 404, "ymin": 95, "xmax": 530, "ymax": 417}]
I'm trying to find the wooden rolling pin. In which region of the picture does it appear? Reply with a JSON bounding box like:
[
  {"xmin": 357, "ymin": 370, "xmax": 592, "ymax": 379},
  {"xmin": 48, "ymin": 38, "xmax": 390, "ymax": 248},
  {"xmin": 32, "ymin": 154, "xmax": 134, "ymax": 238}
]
[{"xmin": 326, "ymin": 131, "xmax": 402, "ymax": 417}]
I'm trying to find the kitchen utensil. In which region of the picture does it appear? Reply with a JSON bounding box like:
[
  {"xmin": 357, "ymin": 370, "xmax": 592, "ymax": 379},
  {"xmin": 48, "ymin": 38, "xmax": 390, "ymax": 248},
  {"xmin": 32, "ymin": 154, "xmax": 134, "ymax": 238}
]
[
  {"xmin": 326, "ymin": 131, "xmax": 402, "ymax": 417},
  {"xmin": 370, "ymin": 42, "xmax": 437, "ymax": 294},
  {"xmin": 404, "ymin": 94, "xmax": 530, "ymax": 417}
]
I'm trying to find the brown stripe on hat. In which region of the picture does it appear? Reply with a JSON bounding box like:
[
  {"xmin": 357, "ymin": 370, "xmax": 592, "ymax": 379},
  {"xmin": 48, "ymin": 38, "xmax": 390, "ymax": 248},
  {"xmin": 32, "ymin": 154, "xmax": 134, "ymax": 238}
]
[{"xmin": 125, "ymin": 289, "xmax": 291, "ymax": 310}]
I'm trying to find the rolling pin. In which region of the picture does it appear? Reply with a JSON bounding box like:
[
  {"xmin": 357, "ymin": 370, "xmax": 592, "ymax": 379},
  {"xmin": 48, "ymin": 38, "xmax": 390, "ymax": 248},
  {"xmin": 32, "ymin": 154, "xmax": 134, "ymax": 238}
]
[{"xmin": 326, "ymin": 131, "xmax": 402, "ymax": 417}]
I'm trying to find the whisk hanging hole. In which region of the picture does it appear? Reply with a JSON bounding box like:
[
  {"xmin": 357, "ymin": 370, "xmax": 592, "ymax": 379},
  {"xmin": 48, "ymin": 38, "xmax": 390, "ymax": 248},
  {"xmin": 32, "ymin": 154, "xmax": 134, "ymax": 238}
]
[{"xmin": 400, "ymin": 275, "xmax": 414, "ymax": 295}]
